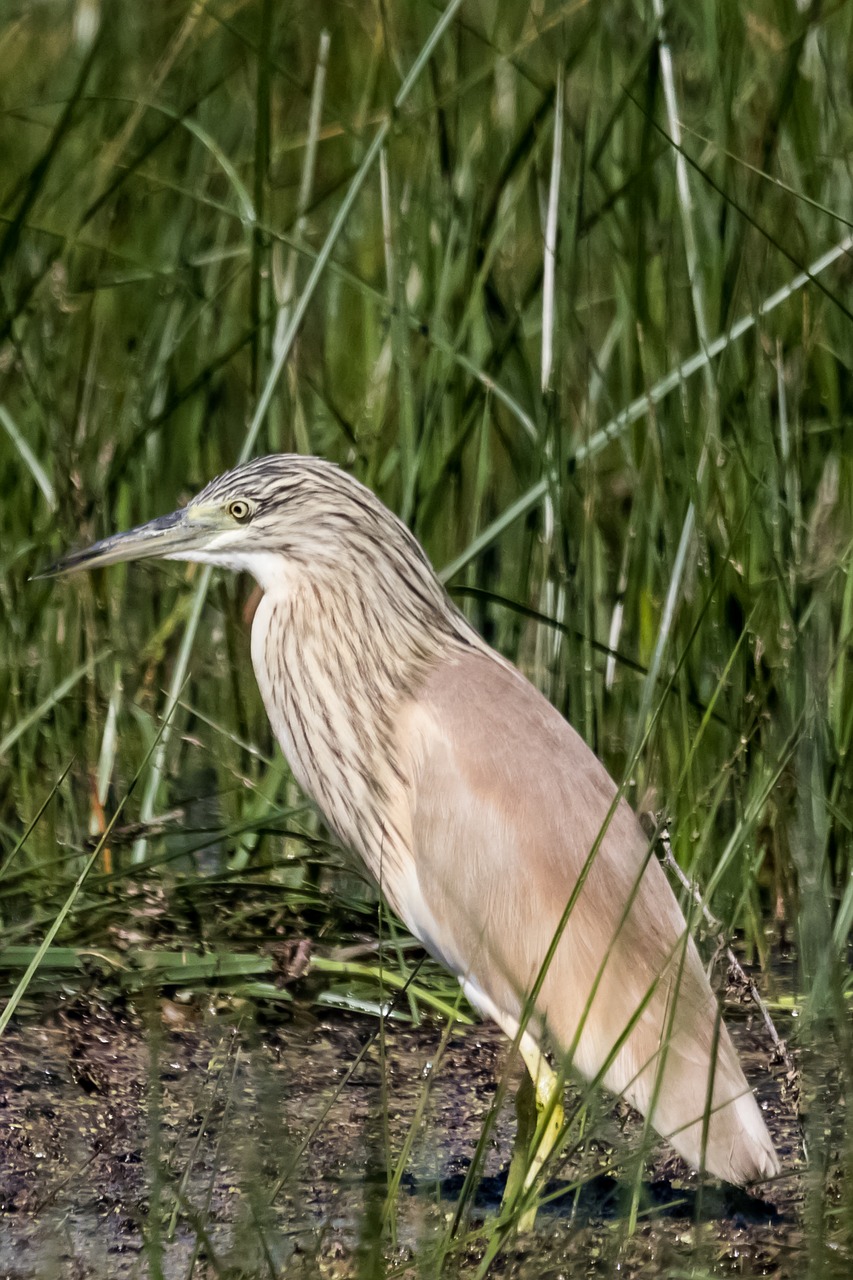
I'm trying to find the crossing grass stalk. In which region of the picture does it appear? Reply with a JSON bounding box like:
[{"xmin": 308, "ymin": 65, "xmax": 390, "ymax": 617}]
[{"xmin": 1, "ymin": 1, "xmax": 852, "ymax": 1272}]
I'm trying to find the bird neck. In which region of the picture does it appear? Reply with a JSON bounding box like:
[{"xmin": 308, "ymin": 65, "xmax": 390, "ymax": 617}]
[
  {"xmin": 249, "ymin": 568, "xmax": 458, "ymax": 892},
  {"xmin": 276, "ymin": 564, "xmax": 468, "ymax": 692}
]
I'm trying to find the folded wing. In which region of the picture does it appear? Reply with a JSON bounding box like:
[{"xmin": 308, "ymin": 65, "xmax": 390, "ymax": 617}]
[{"xmin": 400, "ymin": 647, "xmax": 778, "ymax": 1184}]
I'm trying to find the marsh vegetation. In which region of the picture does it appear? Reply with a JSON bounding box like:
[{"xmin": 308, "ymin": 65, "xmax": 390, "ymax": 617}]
[{"xmin": 1, "ymin": 0, "xmax": 852, "ymax": 1275}]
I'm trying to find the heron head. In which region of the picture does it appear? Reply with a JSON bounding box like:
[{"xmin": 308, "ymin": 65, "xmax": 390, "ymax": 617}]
[{"xmin": 40, "ymin": 454, "xmax": 431, "ymax": 595}]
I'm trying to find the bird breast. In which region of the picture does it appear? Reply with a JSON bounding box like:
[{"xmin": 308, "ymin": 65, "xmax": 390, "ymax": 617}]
[{"xmin": 249, "ymin": 587, "xmax": 421, "ymax": 911}]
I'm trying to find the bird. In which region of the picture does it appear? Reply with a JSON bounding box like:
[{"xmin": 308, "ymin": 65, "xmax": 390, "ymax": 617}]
[{"xmin": 47, "ymin": 453, "xmax": 779, "ymax": 1221}]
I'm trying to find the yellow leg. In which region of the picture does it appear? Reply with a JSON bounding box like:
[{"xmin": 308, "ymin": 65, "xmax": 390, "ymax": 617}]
[{"xmin": 501, "ymin": 1040, "xmax": 564, "ymax": 1231}]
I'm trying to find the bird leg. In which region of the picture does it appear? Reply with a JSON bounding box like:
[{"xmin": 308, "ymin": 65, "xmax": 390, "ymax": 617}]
[{"xmin": 502, "ymin": 1041, "xmax": 564, "ymax": 1231}]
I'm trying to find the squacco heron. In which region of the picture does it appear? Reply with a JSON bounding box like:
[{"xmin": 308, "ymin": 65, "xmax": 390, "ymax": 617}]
[{"xmin": 49, "ymin": 454, "xmax": 779, "ymax": 1218}]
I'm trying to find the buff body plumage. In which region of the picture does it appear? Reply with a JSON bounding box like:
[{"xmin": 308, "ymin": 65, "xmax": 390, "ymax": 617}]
[{"xmin": 49, "ymin": 454, "xmax": 780, "ymax": 1193}]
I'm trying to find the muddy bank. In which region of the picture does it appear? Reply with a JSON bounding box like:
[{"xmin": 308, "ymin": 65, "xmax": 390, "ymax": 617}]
[{"xmin": 0, "ymin": 996, "xmax": 819, "ymax": 1278}]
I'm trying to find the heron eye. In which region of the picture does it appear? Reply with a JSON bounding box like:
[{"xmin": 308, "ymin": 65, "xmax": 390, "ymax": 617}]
[{"xmin": 227, "ymin": 499, "xmax": 253, "ymax": 523}]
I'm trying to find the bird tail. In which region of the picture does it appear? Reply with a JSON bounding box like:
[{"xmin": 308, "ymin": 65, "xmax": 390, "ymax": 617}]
[
  {"xmin": 583, "ymin": 971, "xmax": 781, "ymax": 1185},
  {"xmin": 630, "ymin": 1037, "xmax": 781, "ymax": 1184}
]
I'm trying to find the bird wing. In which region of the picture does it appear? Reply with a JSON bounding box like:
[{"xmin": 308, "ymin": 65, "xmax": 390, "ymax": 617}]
[{"xmin": 397, "ymin": 645, "xmax": 778, "ymax": 1183}]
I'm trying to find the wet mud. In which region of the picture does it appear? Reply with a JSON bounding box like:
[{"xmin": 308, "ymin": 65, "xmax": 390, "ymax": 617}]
[{"xmin": 0, "ymin": 996, "xmax": 823, "ymax": 1278}]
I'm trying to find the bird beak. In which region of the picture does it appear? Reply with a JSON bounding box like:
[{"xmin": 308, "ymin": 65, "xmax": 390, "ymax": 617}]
[{"xmin": 36, "ymin": 507, "xmax": 218, "ymax": 579}]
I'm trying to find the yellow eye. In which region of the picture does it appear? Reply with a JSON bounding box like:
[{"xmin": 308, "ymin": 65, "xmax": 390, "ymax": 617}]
[{"xmin": 227, "ymin": 499, "xmax": 253, "ymax": 523}]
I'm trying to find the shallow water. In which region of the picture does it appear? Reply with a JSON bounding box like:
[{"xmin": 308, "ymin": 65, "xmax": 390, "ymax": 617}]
[{"xmin": 0, "ymin": 993, "xmax": 826, "ymax": 1279}]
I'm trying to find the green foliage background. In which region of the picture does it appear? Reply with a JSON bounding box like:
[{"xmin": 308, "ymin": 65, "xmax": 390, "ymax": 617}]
[
  {"xmin": 2, "ymin": 0, "xmax": 853, "ymax": 1271},
  {"xmin": 0, "ymin": 0, "xmax": 851, "ymax": 1096}
]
